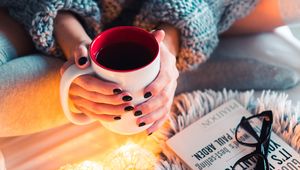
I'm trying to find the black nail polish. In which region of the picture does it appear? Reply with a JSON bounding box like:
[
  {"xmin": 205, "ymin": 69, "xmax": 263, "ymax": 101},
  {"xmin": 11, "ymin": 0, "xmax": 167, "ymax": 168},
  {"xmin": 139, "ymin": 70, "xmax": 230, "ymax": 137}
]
[
  {"xmin": 138, "ymin": 122, "xmax": 146, "ymax": 127},
  {"xmin": 113, "ymin": 88, "xmax": 122, "ymax": 95},
  {"xmin": 124, "ymin": 106, "xmax": 134, "ymax": 112},
  {"xmin": 78, "ymin": 56, "xmax": 88, "ymax": 66},
  {"xmin": 114, "ymin": 116, "xmax": 121, "ymax": 120},
  {"xmin": 144, "ymin": 92, "xmax": 152, "ymax": 98},
  {"xmin": 148, "ymin": 132, "xmax": 153, "ymax": 136},
  {"xmin": 122, "ymin": 95, "xmax": 132, "ymax": 102},
  {"xmin": 134, "ymin": 110, "xmax": 142, "ymax": 117}
]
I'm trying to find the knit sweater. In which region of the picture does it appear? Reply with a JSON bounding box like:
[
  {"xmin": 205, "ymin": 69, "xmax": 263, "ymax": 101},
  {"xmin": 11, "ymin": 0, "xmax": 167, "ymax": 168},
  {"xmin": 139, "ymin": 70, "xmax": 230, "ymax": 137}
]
[{"xmin": 0, "ymin": 0, "xmax": 259, "ymax": 71}]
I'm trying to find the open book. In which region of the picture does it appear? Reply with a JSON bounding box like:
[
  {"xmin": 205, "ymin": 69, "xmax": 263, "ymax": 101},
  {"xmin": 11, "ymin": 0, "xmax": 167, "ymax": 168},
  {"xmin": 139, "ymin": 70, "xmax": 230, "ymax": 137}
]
[{"xmin": 166, "ymin": 100, "xmax": 300, "ymax": 170}]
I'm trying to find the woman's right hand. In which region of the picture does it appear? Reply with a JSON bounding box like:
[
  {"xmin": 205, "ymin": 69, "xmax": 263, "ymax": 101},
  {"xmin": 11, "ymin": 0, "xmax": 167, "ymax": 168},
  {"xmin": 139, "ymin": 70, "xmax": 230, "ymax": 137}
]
[{"xmin": 60, "ymin": 42, "xmax": 134, "ymax": 122}]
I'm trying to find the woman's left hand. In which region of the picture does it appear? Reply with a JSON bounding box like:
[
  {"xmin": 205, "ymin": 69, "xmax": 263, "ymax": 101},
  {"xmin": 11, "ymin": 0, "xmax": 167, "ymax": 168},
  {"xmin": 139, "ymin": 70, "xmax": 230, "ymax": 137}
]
[{"xmin": 135, "ymin": 30, "xmax": 179, "ymax": 135}]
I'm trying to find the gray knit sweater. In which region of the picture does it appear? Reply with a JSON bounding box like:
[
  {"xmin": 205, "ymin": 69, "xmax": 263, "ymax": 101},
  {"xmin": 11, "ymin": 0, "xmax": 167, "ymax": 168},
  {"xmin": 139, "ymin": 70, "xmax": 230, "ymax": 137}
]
[{"xmin": 0, "ymin": 0, "xmax": 259, "ymax": 71}]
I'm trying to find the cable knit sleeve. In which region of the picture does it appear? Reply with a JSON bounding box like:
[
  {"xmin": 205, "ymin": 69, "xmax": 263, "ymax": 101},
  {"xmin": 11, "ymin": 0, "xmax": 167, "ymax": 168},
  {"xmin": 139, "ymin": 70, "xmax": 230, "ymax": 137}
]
[
  {"xmin": 134, "ymin": 0, "xmax": 259, "ymax": 71},
  {"xmin": 6, "ymin": 0, "xmax": 101, "ymax": 57},
  {"xmin": 135, "ymin": 0, "xmax": 218, "ymax": 71}
]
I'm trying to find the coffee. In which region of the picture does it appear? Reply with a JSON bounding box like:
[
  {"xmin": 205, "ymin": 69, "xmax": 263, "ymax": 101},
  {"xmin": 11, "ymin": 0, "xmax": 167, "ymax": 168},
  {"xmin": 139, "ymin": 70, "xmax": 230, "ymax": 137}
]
[{"xmin": 96, "ymin": 42, "xmax": 154, "ymax": 70}]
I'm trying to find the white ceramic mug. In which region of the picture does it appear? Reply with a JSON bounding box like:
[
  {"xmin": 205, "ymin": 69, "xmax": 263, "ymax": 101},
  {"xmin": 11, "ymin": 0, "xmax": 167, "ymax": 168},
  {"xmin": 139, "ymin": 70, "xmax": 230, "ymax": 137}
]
[{"xmin": 60, "ymin": 26, "xmax": 160, "ymax": 135}]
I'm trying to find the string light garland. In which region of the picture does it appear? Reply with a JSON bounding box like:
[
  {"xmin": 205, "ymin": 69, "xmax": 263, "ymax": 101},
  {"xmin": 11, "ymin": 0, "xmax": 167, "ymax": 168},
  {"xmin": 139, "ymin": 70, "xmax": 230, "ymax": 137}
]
[{"xmin": 59, "ymin": 143, "xmax": 156, "ymax": 170}]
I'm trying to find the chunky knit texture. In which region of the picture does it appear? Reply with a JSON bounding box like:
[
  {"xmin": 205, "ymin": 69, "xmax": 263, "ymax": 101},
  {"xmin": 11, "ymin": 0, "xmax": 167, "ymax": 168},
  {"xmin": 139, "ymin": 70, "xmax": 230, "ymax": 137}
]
[
  {"xmin": 1, "ymin": 0, "xmax": 259, "ymax": 71},
  {"xmin": 1, "ymin": 0, "xmax": 101, "ymax": 57}
]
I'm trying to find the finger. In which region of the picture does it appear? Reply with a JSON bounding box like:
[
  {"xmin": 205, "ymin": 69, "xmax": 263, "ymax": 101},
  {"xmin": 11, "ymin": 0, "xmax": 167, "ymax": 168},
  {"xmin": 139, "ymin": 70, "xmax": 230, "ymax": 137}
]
[
  {"xmin": 135, "ymin": 88, "xmax": 169, "ymax": 116},
  {"xmin": 151, "ymin": 30, "xmax": 165, "ymax": 44},
  {"xmin": 146, "ymin": 113, "xmax": 169, "ymax": 135},
  {"xmin": 143, "ymin": 67, "xmax": 172, "ymax": 100},
  {"xmin": 60, "ymin": 59, "xmax": 75, "ymax": 76},
  {"xmin": 136, "ymin": 105, "xmax": 168, "ymax": 126},
  {"xmin": 143, "ymin": 47, "xmax": 178, "ymax": 98},
  {"xmin": 73, "ymin": 75, "xmax": 123, "ymax": 95},
  {"xmin": 138, "ymin": 80, "xmax": 176, "ymax": 128},
  {"xmin": 69, "ymin": 83, "xmax": 132, "ymax": 105},
  {"xmin": 161, "ymin": 44, "xmax": 178, "ymax": 71},
  {"xmin": 76, "ymin": 106, "xmax": 119, "ymax": 122},
  {"xmin": 70, "ymin": 95, "xmax": 134, "ymax": 115},
  {"xmin": 74, "ymin": 42, "xmax": 90, "ymax": 69}
]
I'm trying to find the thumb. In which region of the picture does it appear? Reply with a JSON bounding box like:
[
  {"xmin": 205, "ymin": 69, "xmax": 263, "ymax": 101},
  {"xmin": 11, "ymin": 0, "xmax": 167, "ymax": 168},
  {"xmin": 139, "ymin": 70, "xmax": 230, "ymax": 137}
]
[
  {"xmin": 151, "ymin": 29, "xmax": 165, "ymax": 44},
  {"xmin": 60, "ymin": 59, "xmax": 75, "ymax": 76},
  {"xmin": 74, "ymin": 43, "xmax": 90, "ymax": 69}
]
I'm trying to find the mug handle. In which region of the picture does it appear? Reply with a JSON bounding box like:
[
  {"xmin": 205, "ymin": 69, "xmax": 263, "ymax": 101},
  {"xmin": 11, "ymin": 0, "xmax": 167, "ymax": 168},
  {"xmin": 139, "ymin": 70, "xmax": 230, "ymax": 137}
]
[{"xmin": 60, "ymin": 64, "xmax": 94, "ymax": 125}]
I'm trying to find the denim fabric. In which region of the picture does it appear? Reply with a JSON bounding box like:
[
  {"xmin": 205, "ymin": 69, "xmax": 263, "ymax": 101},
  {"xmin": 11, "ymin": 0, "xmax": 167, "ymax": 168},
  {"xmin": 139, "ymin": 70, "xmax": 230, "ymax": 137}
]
[
  {"xmin": 0, "ymin": 34, "xmax": 65, "ymax": 125},
  {"xmin": 0, "ymin": 33, "xmax": 17, "ymax": 65}
]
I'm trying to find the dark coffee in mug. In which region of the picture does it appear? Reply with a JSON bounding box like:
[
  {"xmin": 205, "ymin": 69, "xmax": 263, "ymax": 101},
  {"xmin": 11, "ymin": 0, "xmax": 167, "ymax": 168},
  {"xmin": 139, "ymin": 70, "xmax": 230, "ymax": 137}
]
[{"xmin": 96, "ymin": 42, "xmax": 155, "ymax": 71}]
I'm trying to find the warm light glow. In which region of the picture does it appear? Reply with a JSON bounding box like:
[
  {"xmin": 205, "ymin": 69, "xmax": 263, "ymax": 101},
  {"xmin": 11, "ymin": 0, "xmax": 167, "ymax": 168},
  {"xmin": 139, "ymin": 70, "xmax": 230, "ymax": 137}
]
[
  {"xmin": 102, "ymin": 142, "xmax": 156, "ymax": 169},
  {"xmin": 59, "ymin": 161, "xmax": 103, "ymax": 170},
  {"xmin": 59, "ymin": 142, "xmax": 156, "ymax": 170}
]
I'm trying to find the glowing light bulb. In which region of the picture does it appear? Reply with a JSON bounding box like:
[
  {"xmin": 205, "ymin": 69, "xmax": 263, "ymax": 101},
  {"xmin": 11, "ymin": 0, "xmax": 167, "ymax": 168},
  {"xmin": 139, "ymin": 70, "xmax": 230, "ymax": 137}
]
[
  {"xmin": 102, "ymin": 143, "xmax": 156, "ymax": 170},
  {"xmin": 59, "ymin": 143, "xmax": 156, "ymax": 170},
  {"xmin": 58, "ymin": 161, "xmax": 103, "ymax": 170}
]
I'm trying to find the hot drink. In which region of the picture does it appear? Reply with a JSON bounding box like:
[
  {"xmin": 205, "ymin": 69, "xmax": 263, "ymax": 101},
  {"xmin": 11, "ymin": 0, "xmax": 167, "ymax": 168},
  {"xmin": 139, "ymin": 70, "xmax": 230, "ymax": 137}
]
[
  {"xmin": 96, "ymin": 42, "xmax": 154, "ymax": 70},
  {"xmin": 60, "ymin": 26, "xmax": 160, "ymax": 135}
]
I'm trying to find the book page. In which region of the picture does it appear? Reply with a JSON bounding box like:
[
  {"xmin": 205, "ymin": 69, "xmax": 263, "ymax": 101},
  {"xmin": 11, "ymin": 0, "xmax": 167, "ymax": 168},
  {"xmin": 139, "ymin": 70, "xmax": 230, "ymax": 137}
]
[{"xmin": 166, "ymin": 100, "xmax": 300, "ymax": 170}]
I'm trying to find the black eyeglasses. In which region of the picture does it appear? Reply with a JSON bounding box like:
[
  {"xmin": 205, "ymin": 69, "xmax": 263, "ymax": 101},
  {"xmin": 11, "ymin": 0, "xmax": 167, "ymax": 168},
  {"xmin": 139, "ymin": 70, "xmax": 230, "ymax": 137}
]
[{"xmin": 233, "ymin": 110, "xmax": 273, "ymax": 170}]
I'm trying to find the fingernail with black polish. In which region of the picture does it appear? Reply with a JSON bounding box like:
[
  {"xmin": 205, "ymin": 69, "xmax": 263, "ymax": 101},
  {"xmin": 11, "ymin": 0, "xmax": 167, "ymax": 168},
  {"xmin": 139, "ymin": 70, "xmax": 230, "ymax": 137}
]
[
  {"xmin": 124, "ymin": 106, "xmax": 134, "ymax": 112},
  {"xmin": 122, "ymin": 95, "xmax": 132, "ymax": 102},
  {"xmin": 144, "ymin": 92, "xmax": 152, "ymax": 98},
  {"xmin": 138, "ymin": 122, "xmax": 146, "ymax": 127},
  {"xmin": 113, "ymin": 88, "xmax": 122, "ymax": 95},
  {"xmin": 148, "ymin": 132, "xmax": 153, "ymax": 136},
  {"xmin": 114, "ymin": 116, "xmax": 121, "ymax": 120},
  {"xmin": 78, "ymin": 56, "xmax": 88, "ymax": 66},
  {"xmin": 134, "ymin": 110, "xmax": 142, "ymax": 117}
]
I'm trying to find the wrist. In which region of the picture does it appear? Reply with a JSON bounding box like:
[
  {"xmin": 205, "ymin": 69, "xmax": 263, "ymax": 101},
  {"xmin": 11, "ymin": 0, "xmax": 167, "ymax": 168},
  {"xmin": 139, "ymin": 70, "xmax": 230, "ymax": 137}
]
[{"xmin": 54, "ymin": 11, "xmax": 92, "ymax": 60}]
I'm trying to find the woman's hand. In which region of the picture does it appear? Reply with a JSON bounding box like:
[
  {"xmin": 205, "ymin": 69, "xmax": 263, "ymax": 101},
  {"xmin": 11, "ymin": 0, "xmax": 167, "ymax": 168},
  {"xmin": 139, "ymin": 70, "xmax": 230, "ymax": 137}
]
[
  {"xmin": 56, "ymin": 12, "xmax": 134, "ymax": 122},
  {"xmin": 60, "ymin": 42, "xmax": 134, "ymax": 122},
  {"xmin": 135, "ymin": 30, "xmax": 179, "ymax": 135}
]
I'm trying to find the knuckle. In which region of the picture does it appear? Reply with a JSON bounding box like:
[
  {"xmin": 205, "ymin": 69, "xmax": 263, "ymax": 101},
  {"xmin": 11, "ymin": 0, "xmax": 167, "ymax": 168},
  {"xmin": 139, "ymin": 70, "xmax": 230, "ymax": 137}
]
[
  {"xmin": 69, "ymin": 95, "xmax": 79, "ymax": 101},
  {"xmin": 91, "ymin": 103, "xmax": 101, "ymax": 112},
  {"xmin": 88, "ymin": 92, "xmax": 98, "ymax": 101},
  {"xmin": 174, "ymin": 70, "xmax": 179, "ymax": 79},
  {"xmin": 140, "ymin": 103, "xmax": 151, "ymax": 113},
  {"xmin": 69, "ymin": 87, "xmax": 76, "ymax": 95},
  {"xmin": 78, "ymin": 76, "xmax": 91, "ymax": 88},
  {"xmin": 173, "ymin": 81, "xmax": 178, "ymax": 87},
  {"xmin": 149, "ymin": 83, "xmax": 160, "ymax": 95},
  {"xmin": 171, "ymin": 58, "xmax": 177, "ymax": 65},
  {"xmin": 160, "ymin": 90, "xmax": 169, "ymax": 102},
  {"xmin": 146, "ymin": 114, "xmax": 156, "ymax": 124},
  {"xmin": 163, "ymin": 106, "xmax": 169, "ymax": 115},
  {"xmin": 164, "ymin": 71, "xmax": 173, "ymax": 83},
  {"xmin": 113, "ymin": 94, "xmax": 123, "ymax": 102}
]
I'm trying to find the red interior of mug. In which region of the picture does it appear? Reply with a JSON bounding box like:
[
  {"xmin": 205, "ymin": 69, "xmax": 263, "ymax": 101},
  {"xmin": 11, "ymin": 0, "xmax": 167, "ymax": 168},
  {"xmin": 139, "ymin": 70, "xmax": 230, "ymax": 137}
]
[{"xmin": 89, "ymin": 26, "xmax": 159, "ymax": 72}]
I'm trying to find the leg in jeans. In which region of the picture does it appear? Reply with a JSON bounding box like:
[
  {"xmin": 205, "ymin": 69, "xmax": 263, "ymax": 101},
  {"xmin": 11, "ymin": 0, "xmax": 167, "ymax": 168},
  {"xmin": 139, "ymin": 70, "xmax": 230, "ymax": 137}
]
[
  {"xmin": 0, "ymin": 9, "xmax": 68, "ymax": 137},
  {"xmin": 176, "ymin": 57, "xmax": 300, "ymax": 95},
  {"xmin": 0, "ymin": 54, "xmax": 69, "ymax": 137}
]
